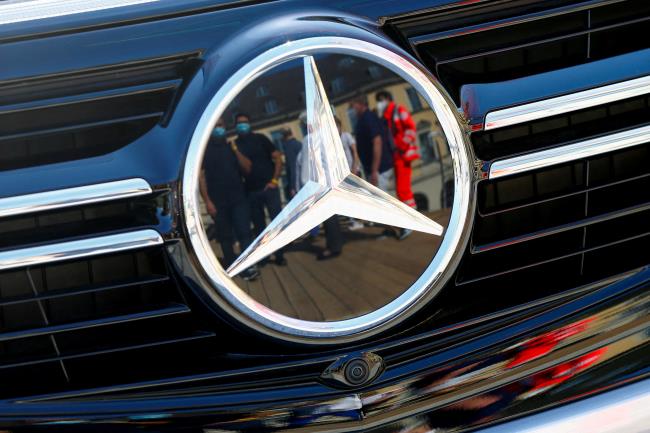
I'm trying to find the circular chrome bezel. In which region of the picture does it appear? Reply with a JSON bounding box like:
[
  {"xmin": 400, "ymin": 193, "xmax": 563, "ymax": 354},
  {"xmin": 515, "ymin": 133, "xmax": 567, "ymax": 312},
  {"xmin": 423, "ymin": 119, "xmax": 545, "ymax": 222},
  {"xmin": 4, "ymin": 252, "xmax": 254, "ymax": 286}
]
[{"xmin": 182, "ymin": 36, "xmax": 473, "ymax": 343}]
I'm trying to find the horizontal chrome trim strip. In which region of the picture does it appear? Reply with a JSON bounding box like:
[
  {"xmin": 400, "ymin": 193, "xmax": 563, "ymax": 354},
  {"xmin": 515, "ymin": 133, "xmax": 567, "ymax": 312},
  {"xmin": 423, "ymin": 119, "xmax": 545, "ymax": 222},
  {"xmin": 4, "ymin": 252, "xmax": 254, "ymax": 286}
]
[
  {"xmin": 0, "ymin": 178, "xmax": 152, "ymax": 218},
  {"xmin": 0, "ymin": 0, "xmax": 159, "ymax": 26},
  {"xmin": 0, "ymin": 229, "xmax": 163, "ymax": 271},
  {"xmin": 489, "ymin": 124, "xmax": 650, "ymax": 179},
  {"xmin": 476, "ymin": 378, "xmax": 650, "ymax": 433},
  {"xmin": 484, "ymin": 75, "xmax": 650, "ymax": 131}
]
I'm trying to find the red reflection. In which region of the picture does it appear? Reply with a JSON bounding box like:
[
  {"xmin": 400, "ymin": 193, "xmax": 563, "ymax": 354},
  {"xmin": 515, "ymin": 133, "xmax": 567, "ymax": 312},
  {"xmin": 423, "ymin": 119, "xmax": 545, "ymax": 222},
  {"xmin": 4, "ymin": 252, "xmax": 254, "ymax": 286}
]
[{"xmin": 507, "ymin": 318, "xmax": 595, "ymax": 368}]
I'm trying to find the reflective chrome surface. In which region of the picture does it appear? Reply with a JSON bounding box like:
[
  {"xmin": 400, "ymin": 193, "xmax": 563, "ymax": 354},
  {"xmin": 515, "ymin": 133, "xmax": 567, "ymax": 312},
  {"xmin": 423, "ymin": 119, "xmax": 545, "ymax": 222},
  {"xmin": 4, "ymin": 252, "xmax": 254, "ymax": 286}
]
[
  {"xmin": 0, "ymin": 178, "xmax": 151, "ymax": 218},
  {"xmin": 0, "ymin": 229, "xmax": 162, "ymax": 270},
  {"xmin": 227, "ymin": 56, "xmax": 442, "ymax": 276},
  {"xmin": 476, "ymin": 378, "xmax": 650, "ymax": 433},
  {"xmin": 489, "ymin": 124, "xmax": 650, "ymax": 179},
  {"xmin": 182, "ymin": 36, "xmax": 473, "ymax": 343},
  {"xmin": 484, "ymin": 75, "xmax": 650, "ymax": 131},
  {"xmin": 0, "ymin": 0, "xmax": 159, "ymax": 26}
]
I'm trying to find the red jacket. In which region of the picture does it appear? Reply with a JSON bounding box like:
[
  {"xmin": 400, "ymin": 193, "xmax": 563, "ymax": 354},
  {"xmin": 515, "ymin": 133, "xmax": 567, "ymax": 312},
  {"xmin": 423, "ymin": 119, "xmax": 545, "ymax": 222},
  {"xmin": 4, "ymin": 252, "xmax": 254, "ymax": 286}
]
[{"xmin": 383, "ymin": 101, "xmax": 418, "ymax": 161}]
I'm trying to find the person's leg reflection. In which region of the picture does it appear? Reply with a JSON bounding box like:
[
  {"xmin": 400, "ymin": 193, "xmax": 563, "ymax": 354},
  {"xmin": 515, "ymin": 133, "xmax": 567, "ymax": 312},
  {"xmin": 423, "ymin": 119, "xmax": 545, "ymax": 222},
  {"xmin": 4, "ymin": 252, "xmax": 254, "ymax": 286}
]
[
  {"xmin": 232, "ymin": 200, "xmax": 253, "ymax": 252},
  {"xmin": 231, "ymin": 200, "xmax": 259, "ymax": 280},
  {"xmin": 318, "ymin": 216, "xmax": 343, "ymax": 261},
  {"xmin": 248, "ymin": 189, "xmax": 266, "ymax": 237},
  {"xmin": 215, "ymin": 210, "xmax": 237, "ymax": 268},
  {"xmin": 264, "ymin": 187, "xmax": 286, "ymax": 265}
]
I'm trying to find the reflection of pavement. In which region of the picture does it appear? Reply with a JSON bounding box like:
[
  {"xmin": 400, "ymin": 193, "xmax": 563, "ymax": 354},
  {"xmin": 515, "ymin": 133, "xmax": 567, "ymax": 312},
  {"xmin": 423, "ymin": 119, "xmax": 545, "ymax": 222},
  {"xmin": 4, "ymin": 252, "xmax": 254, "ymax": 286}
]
[{"xmin": 210, "ymin": 210, "xmax": 450, "ymax": 322}]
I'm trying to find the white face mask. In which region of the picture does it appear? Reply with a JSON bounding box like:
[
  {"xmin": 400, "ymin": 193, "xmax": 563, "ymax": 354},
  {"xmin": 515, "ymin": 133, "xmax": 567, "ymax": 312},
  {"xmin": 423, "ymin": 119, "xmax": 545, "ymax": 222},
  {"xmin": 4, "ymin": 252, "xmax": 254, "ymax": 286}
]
[{"xmin": 376, "ymin": 100, "xmax": 388, "ymax": 114}]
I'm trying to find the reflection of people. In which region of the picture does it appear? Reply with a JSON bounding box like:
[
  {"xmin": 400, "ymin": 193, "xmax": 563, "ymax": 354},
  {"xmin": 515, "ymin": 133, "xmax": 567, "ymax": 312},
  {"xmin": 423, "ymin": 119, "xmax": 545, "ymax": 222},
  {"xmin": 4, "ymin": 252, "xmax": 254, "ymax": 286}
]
[
  {"xmin": 350, "ymin": 95, "xmax": 393, "ymax": 189},
  {"xmin": 350, "ymin": 95, "xmax": 410, "ymax": 240},
  {"xmin": 335, "ymin": 116, "xmax": 363, "ymax": 231},
  {"xmin": 234, "ymin": 113, "xmax": 286, "ymax": 266},
  {"xmin": 281, "ymin": 129, "xmax": 302, "ymax": 198},
  {"xmin": 335, "ymin": 116, "xmax": 360, "ymax": 175},
  {"xmin": 199, "ymin": 119, "xmax": 259, "ymax": 280},
  {"xmin": 376, "ymin": 90, "xmax": 418, "ymax": 209}
]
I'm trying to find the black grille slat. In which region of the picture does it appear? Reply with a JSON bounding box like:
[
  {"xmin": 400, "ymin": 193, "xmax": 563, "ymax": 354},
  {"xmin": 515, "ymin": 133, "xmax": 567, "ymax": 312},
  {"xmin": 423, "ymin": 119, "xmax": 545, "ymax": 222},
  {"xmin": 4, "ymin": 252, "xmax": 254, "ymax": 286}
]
[
  {"xmin": 0, "ymin": 235, "xmax": 213, "ymax": 399},
  {"xmin": 408, "ymin": 0, "xmax": 650, "ymax": 103},
  {"xmin": 0, "ymin": 52, "xmax": 200, "ymax": 171},
  {"xmin": 0, "ymin": 303, "xmax": 190, "ymax": 343},
  {"xmin": 0, "ymin": 274, "xmax": 169, "ymax": 308},
  {"xmin": 473, "ymin": 96, "xmax": 650, "ymax": 161},
  {"xmin": 0, "ymin": 87, "xmax": 174, "ymax": 137},
  {"xmin": 0, "ymin": 331, "xmax": 214, "ymax": 371},
  {"xmin": 0, "ymin": 53, "xmax": 198, "ymax": 106},
  {"xmin": 461, "ymin": 228, "xmax": 650, "ymax": 286},
  {"xmin": 475, "ymin": 161, "xmax": 650, "ymax": 247},
  {"xmin": 466, "ymin": 140, "xmax": 650, "ymax": 284},
  {"xmin": 474, "ymin": 201, "xmax": 650, "ymax": 253}
]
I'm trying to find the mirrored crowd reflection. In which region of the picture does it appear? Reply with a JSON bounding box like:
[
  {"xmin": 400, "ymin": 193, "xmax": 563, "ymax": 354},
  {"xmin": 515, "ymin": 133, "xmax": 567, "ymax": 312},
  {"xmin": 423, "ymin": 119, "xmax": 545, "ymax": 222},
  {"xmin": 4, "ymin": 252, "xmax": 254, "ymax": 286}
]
[{"xmin": 199, "ymin": 54, "xmax": 453, "ymax": 322}]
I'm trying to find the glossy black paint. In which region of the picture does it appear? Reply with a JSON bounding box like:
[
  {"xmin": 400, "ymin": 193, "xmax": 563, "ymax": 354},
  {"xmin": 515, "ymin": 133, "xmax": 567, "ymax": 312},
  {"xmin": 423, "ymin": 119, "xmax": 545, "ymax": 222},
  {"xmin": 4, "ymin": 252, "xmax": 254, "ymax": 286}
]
[
  {"xmin": 1, "ymin": 267, "xmax": 647, "ymax": 431},
  {"xmin": 462, "ymin": 49, "xmax": 650, "ymax": 128},
  {"xmin": 0, "ymin": 0, "xmax": 648, "ymax": 431}
]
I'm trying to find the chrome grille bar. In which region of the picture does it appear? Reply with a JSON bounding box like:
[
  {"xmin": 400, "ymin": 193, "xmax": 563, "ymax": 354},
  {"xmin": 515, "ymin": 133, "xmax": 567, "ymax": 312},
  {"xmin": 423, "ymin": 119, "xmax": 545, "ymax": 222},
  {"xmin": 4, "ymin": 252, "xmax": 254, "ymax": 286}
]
[
  {"xmin": 0, "ymin": 178, "xmax": 151, "ymax": 218},
  {"xmin": 476, "ymin": 378, "xmax": 650, "ymax": 433},
  {"xmin": 484, "ymin": 75, "xmax": 650, "ymax": 131},
  {"xmin": 0, "ymin": 0, "xmax": 159, "ymax": 26},
  {"xmin": 489, "ymin": 124, "xmax": 650, "ymax": 179},
  {"xmin": 0, "ymin": 229, "xmax": 163, "ymax": 271}
]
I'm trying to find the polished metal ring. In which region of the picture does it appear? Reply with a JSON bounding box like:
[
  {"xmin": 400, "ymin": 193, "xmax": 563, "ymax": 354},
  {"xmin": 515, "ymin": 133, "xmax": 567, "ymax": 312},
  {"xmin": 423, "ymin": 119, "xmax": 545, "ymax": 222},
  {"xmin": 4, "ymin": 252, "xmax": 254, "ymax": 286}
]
[{"xmin": 182, "ymin": 36, "xmax": 474, "ymax": 343}]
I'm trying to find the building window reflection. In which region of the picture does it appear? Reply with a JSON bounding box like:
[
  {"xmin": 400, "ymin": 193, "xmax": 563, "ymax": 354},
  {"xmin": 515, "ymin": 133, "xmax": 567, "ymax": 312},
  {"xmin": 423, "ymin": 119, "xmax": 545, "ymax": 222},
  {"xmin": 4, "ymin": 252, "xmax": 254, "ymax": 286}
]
[
  {"xmin": 270, "ymin": 129, "xmax": 284, "ymax": 150},
  {"xmin": 418, "ymin": 130, "xmax": 436, "ymax": 163},
  {"xmin": 265, "ymin": 99, "xmax": 279, "ymax": 115},
  {"xmin": 337, "ymin": 56, "xmax": 355, "ymax": 69},
  {"xmin": 331, "ymin": 77, "xmax": 345, "ymax": 95},
  {"xmin": 256, "ymin": 85, "xmax": 269, "ymax": 98},
  {"xmin": 368, "ymin": 65, "xmax": 382, "ymax": 79},
  {"xmin": 406, "ymin": 86, "xmax": 423, "ymax": 112},
  {"xmin": 347, "ymin": 107, "xmax": 358, "ymax": 131}
]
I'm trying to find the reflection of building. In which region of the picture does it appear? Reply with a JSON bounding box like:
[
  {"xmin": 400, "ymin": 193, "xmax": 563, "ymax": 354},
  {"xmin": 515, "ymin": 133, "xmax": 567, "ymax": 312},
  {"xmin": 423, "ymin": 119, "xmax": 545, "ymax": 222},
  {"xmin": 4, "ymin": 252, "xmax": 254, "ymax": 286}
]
[{"xmin": 222, "ymin": 55, "xmax": 449, "ymax": 210}]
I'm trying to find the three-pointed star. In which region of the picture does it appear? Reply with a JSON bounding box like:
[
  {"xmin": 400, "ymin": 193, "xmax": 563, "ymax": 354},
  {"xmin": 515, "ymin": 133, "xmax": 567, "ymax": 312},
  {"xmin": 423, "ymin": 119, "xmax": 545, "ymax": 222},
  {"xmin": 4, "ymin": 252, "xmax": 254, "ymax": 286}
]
[{"xmin": 227, "ymin": 56, "xmax": 443, "ymax": 277}]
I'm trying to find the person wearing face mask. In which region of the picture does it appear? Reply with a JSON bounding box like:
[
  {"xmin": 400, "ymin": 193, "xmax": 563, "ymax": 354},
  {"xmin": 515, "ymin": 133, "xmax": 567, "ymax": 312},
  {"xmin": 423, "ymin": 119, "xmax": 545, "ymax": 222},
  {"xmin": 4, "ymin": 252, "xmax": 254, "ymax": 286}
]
[
  {"xmin": 376, "ymin": 90, "xmax": 420, "ymax": 240},
  {"xmin": 234, "ymin": 113, "xmax": 287, "ymax": 266},
  {"xmin": 199, "ymin": 119, "xmax": 260, "ymax": 281}
]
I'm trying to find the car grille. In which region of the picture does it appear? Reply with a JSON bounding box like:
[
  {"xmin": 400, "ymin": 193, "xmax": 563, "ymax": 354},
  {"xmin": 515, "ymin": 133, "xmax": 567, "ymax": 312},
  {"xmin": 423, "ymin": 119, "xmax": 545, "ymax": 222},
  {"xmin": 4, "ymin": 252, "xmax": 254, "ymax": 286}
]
[
  {"xmin": 0, "ymin": 52, "xmax": 199, "ymax": 171},
  {"xmin": 0, "ymin": 191, "xmax": 220, "ymax": 399},
  {"xmin": 1, "ymin": 0, "xmax": 647, "ymax": 405},
  {"xmin": 0, "ymin": 50, "xmax": 216, "ymax": 400},
  {"xmin": 391, "ymin": 0, "xmax": 650, "ymax": 324},
  {"xmin": 402, "ymin": 0, "xmax": 650, "ymax": 104}
]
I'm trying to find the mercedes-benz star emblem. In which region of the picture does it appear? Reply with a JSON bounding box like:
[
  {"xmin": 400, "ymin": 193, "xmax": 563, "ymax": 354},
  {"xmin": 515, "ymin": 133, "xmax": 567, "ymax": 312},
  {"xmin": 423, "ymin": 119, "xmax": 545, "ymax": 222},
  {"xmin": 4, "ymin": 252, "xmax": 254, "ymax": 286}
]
[
  {"xmin": 227, "ymin": 57, "xmax": 443, "ymax": 277},
  {"xmin": 181, "ymin": 36, "xmax": 473, "ymax": 343}
]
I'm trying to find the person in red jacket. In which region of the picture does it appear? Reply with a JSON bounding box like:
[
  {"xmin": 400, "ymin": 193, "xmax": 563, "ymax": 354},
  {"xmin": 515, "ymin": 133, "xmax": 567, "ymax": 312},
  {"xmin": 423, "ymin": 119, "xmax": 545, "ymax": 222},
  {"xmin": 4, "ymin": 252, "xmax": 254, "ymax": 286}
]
[{"xmin": 376, "ymin": 90, "xmax": 419, "ymax": 212}]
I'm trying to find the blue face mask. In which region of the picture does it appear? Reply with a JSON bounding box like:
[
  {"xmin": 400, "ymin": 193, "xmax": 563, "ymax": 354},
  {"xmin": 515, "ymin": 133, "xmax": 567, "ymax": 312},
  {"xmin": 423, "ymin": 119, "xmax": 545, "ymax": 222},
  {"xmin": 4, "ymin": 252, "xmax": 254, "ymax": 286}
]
[
  {"xmin": 236, "ymin": 122, "xmax": 251, "ymax": 134},
  {"xmin": 212, "ymin": 127, "xmax": 226, "ymax": 138}
]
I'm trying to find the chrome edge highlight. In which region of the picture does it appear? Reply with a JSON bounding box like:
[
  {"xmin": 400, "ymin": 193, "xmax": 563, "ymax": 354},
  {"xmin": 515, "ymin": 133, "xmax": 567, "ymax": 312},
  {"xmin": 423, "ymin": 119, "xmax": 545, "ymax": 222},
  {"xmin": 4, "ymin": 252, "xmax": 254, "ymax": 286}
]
[
  {"xmin": 485, "ymin": 75, "xmax": 650, "ymax": 131},
  {"xmin": 0, "ymin": 178, "xmax": 152, "ymax": 218},
  {"xmin": 489, "ymin": 124, "xmax": 650, "ymax": 179},
  {"xmin": 0, "ymin": 0, "xmax": 159, "ymax": 26},
  {"xmin": 0, "ymin": 230, "xmax": 163, "ymax": 271},
  {"xmin": 476, "ymin": 379, "xmax": 650, "ymax": 433}
]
